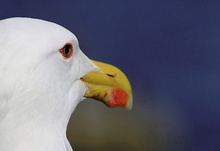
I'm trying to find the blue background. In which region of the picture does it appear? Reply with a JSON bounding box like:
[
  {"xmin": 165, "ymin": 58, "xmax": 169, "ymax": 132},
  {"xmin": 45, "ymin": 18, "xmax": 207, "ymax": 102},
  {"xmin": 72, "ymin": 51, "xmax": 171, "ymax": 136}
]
[{"xmin": 1, "ymin": 0, "xmax": 220, "ymax": 150}]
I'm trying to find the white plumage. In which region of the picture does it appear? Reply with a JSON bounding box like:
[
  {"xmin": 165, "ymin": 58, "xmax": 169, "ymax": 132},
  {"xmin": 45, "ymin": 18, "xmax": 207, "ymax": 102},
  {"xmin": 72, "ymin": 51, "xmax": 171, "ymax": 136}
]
[
  {"xmin": 0, "ymin": 17, "xmax": 133, "ymax": 151},
  {"xmin": 0, "ymin": 18, "xmax": 97, "ymax": 151}
]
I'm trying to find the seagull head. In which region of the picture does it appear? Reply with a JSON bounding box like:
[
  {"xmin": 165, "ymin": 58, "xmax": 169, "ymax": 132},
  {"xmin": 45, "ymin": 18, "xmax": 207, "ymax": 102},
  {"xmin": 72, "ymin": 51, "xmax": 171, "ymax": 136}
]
[{"xmin": 0, "ymin": 17, "xmax": 132, "ymax": 151}]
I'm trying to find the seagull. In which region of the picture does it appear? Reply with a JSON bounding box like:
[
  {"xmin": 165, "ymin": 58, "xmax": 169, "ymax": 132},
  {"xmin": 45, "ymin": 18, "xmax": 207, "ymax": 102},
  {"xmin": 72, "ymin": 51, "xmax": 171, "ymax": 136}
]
[{"xmin": 0, "ymin": 17, "xmax": 132, "ymax": 151}]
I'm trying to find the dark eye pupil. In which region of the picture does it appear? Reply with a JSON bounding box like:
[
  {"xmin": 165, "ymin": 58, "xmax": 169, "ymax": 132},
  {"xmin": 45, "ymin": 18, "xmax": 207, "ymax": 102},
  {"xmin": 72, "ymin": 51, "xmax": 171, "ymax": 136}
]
[{"xmin": 64, "ymin": 45, "xmax": 71, "ymax": 56}]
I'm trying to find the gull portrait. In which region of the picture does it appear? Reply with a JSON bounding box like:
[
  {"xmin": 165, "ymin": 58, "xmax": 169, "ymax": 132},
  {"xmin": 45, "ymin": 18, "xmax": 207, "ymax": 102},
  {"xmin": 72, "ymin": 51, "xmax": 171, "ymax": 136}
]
[{"xmin": 0, "ymin": 17, "xmax": 132, "ymax": 151}]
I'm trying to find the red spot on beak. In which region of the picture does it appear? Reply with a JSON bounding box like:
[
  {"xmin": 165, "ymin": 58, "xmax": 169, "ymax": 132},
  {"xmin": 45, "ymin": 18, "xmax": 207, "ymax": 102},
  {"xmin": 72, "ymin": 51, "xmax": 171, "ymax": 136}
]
[{"xmin": 106, "ymin": 88, "xmax": 128, "ymax": 108}]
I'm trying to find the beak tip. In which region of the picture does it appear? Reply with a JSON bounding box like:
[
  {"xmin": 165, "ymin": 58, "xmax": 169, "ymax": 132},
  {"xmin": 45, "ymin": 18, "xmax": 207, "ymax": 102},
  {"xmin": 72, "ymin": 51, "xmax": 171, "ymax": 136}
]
[
  {"xmin": 126, "ymin": 97, "xmax": 133, "ymax": 110},
  {"xmin": 124, "ymin": 92, "xmax": 133, "ymax": 110}
]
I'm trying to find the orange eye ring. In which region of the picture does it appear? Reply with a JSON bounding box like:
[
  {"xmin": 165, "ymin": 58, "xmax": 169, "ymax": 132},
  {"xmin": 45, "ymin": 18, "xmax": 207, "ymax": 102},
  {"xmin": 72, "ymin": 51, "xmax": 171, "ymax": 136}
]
[{"xmin": 59, "ymin": 43, "xmax": 74, "ymax": 59}]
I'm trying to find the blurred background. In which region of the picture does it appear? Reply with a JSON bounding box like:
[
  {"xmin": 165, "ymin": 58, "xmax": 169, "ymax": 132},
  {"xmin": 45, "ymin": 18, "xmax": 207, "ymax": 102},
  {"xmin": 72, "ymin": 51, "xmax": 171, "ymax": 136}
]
[{"xmin": 1, "ymin": 0, "xmax": 220, "ymax": 150}]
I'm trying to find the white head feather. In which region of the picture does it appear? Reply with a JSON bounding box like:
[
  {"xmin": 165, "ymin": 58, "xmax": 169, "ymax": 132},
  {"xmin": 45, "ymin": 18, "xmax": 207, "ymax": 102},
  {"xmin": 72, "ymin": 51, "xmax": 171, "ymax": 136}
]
[{"xmin": 0, "ymin": 18, "xmax": 97, "ymax": 151}]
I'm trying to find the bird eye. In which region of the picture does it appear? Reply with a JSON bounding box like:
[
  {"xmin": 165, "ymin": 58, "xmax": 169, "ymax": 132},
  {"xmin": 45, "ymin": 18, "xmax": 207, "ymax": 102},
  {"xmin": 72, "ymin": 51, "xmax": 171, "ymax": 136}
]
[{"xmin": 59, "ymin": 43, "xmax": 74, "ymax": 59}]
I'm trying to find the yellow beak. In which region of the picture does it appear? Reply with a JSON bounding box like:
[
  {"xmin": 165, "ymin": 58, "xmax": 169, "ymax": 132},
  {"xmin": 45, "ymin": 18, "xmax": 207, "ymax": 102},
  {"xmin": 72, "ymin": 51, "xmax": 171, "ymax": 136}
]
[{"xmin": 81, "ymin": 60, "xmax": 133, "ymax": 110}]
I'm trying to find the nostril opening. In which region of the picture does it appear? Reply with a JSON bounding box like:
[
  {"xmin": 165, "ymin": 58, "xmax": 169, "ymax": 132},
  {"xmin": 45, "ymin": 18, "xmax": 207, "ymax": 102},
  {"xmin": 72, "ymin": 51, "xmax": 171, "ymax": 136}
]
[{"xmin": 107, "ymin": 74, "xmax": 115, "ymax": 78}]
